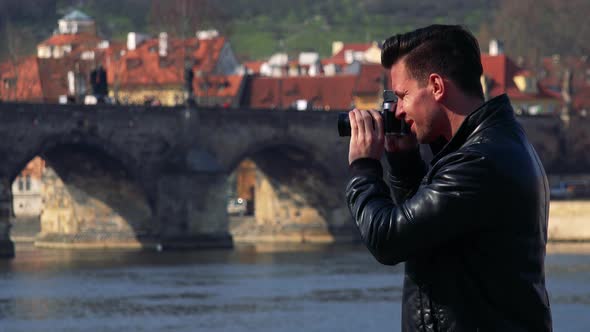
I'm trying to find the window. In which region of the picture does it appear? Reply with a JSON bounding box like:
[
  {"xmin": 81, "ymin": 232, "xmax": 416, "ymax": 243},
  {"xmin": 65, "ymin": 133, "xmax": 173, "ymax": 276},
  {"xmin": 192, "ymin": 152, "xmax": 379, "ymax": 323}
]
[
  {"xmin": 3, "ymin": 77, "xmax": 16, "ymax": 89},
  {"xmin": 159, "ymin": 57, "xmax": 174, "ymax": 68},
  {"xmin": 18, "ymin": 178, "xmax": 24, "ymax": 191},
  {"xmin": 25, "ymin": 175, "xmax": 31, "ymax": 191},
  {"xmin": 217, "ymin": 81, "xmax": 229, "ymax": 91},
  {"xmin": 126, "ymin": 58, "xmax": 142, "ymax": 70}
]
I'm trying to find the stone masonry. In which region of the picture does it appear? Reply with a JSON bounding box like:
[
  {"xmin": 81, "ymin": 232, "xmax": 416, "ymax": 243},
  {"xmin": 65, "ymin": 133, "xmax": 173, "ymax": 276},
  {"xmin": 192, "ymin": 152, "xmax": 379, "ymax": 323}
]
[{"xmin": 0, "ymin": 102, "xmax": 586, "ymax": 258}]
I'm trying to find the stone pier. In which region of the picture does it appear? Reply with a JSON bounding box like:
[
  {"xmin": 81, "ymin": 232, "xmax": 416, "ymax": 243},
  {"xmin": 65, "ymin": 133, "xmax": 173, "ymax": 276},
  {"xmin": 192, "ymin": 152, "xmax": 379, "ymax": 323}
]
[
  {"xmin": 548, "ymin": 200, "xmax": 590, "ymax": 241},
  {"xmin": 156, "ymin": 173, "xmax": 233, "ymax": 249},
  {"xmin": 0, "ymin": 178, "xmax": 15, "ymax": 257}
]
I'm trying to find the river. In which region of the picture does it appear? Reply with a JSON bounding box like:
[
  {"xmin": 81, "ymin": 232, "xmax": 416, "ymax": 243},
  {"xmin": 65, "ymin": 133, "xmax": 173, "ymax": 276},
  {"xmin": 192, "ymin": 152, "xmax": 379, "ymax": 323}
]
[{"xmin": 0, "ymin": 243, "xmax": 588, "ymax": 331}]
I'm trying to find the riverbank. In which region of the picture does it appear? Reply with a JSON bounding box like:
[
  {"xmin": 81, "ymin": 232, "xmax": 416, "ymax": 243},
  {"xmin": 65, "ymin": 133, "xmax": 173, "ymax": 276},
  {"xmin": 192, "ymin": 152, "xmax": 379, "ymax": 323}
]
[
  {"xmin": 548, "ymin": 200, "xmax": 590, "ymax": 241},
  {"xmin": 230, "ymin": 200, "xmax": 590, "ymax": 244},
  {"xmin": 10, "ymin": 200, "xmax": 590, "ymax": 248}
]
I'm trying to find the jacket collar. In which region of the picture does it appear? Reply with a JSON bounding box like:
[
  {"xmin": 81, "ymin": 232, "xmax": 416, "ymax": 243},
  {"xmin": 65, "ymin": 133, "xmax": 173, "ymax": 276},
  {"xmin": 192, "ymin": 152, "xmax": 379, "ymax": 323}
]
[{"xmin": 430, "ymin": 94, "xmax": 513, "ymax": 165}]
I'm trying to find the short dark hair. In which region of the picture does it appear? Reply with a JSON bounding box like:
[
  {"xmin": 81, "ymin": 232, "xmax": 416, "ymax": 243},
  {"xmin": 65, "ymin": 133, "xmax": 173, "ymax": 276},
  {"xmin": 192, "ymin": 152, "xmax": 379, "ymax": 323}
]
[{"xmin": 381, "ymin": 25, "xmax": 484, "ymax": 99}]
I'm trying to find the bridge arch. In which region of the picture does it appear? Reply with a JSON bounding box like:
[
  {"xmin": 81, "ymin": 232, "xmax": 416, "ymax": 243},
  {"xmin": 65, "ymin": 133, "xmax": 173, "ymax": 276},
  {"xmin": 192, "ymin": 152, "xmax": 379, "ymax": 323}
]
[
  {"xmin": 227, "ymin": 138, "xmax": 332, "ymax": 174},
  {"xmin": 226, "ymin": 138, "xmax": 354, "ymax": 243},
  {"xmin": 9, "ymin": 134, "xmax": 157, "ymax": 249},
  {"xmin": 11, "ymin": 132, "xmax": 144, "ymax": 187}
]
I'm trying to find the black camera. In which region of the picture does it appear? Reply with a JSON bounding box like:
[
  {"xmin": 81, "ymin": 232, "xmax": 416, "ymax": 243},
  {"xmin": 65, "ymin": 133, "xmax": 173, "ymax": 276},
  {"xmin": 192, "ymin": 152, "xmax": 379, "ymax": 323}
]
[{"xmin": 338, "ymin": 90, "xmax": 409, "ymax": 137}]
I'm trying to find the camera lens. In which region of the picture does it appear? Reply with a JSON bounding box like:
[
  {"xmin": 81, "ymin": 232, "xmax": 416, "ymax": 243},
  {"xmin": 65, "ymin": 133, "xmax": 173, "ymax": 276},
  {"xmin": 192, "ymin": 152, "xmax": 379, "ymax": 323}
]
[{"xmin": 338, "ymin": 112, "xmax": 351, "ymax": 137}]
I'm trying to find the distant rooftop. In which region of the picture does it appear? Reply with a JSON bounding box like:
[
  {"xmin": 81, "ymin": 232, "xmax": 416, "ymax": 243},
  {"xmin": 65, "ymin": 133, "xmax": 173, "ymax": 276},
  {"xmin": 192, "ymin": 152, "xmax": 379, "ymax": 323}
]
[{"xmin": 62, "ymin": 10, "xmax": 92, "ymax": 21}]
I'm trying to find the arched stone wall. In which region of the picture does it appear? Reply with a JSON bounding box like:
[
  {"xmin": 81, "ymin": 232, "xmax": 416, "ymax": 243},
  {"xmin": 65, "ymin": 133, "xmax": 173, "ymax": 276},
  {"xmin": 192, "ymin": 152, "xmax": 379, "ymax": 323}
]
[
  {"xmin": 226, "ymin": 141, "xmax": 354, "ymax": 243},
  {"xmin": 0, "ymin": 103, "xmax": 587, "ymax": 257},
  {"xmin": 18, "ymin": 143, "xmax": 155, "ymax": 248}
]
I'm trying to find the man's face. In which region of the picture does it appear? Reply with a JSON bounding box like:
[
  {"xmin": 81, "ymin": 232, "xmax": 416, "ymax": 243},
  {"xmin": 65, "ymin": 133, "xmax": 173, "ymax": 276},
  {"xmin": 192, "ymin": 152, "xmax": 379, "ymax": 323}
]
[{"xmin": 390, "ymin": 60, "xmax": 442, "ymax": 143}]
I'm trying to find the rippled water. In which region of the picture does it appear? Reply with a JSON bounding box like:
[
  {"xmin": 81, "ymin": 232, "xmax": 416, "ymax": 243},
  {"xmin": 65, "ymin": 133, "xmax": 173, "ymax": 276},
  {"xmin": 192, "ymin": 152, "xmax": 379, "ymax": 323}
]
[{"xmin": 0, "ymin": 243, "xmax": 588, "ymax": 331}]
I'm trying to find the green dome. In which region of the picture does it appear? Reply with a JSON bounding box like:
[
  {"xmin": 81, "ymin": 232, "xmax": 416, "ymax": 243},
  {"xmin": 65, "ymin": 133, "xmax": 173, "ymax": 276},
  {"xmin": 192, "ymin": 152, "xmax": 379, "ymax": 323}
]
[{"xmin": 62, "ymin": 10, "xmax": 92, "ymax": 21}]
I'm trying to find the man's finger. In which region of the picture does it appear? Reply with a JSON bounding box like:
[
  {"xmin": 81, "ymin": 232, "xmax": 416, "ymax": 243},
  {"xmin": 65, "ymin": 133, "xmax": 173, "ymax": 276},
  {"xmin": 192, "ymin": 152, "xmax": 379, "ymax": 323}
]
[
  {"xmin": 349, "ymin": 110, "xmax": 358, "ymax": 141},
  {"xmin": 361, "ymin": 110, "xmax": 374, "ymax": 142},
  {"xmin": 355, "ymin": 109, "xmax": 366, "ymax": 141},
  {"xmin": 368, "ymin": 110, "xmax": 384, "ymax": 142}
]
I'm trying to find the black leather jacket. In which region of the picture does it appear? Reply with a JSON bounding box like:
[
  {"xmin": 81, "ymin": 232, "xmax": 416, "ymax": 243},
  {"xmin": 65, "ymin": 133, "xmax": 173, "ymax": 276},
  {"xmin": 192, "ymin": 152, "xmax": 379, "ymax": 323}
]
[{"xmin": 346, "ymin": 94, "xmax": 552, "ymax": 331}]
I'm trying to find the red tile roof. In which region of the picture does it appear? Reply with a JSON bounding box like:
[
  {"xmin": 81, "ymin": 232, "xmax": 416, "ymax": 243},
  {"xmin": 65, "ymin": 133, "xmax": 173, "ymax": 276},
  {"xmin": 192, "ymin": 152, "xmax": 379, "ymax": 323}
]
[
  {"xmin": 193, "ymin": 75, "xmax": 244, "ymax": 99},
  {"xmin": 243, "ymin": 61, "xmax": 264, "ymax": 74},
  {"xmin": 37, "ymin": 58, "xmax": 97, "ymax": 102},
  {"xmin": 0, "ymin": 53, "xmax": 106, "ymax": 103},
  {"xmin": 341, "ymin": 43, "xmax": 374, "ymax": 51},
  {"xmin": 39, "ymin": 33, "xmax": 101, "ymax": 47},
  {"xmin": 481, "ymin": 54, "xmax": 560, "ymax": 101},
  {"xmin": 242, "ymin": 75, "xmax": 358, "ymax": 110},
  {"xmin": 19, "ymin": 157, "xmax": 46, "ymax": 179},
  {"xmin": 355, "ymin": 63, "xmax": 389, "ymax": 95},
  {"xmin": 108, "ymin": 37, "xmax": 226, "ymax": 87},
  {"xmin": 0, "ymin": 56, "xmax": 44, "ymax": 102}
]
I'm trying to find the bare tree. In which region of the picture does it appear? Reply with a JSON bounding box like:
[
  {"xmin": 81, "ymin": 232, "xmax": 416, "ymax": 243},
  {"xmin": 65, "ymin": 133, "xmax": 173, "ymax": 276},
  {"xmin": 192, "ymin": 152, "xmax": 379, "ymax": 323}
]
[
  {"xmin": 490, "ymin": 0, "xmax": 590, "ymax": 60},
  {"xmin": 148, "ymin": 0, "xmax": 231, "ymax": 106},
  {"xmin": 2, "ymin": 19, "xmax": 26, "ymax": 101},
  {"xmin": 149, "ymin": 0, "xmax": 229, "ymax": 38}
]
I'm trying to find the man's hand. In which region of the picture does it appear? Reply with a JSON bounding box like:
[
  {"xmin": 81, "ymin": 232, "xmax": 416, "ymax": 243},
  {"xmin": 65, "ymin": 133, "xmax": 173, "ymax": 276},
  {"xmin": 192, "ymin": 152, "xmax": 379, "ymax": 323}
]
[
  {"xmin": 348, "ymin": 109, "xmax": 384, "ymax": 165},
  {"xmin": 384, "ymin": 133, "xmax": 418, "ymax": 153}
]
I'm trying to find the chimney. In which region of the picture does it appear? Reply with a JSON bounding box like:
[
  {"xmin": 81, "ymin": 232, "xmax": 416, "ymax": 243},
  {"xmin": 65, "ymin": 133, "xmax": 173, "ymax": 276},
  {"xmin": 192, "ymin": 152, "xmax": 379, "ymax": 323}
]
[
  {"xmin": 159, "ymin": 32, "xmax": 168, "ymax": 57},
  {"xmin": 489, "ymin": 39, "xmax": 504, "ymax": 56},
  {"xmin": 196, "ymin": 29, "xmax": 219, "ymax": 40},
  {"xmin": 127, "ymin": 32, "xmax": 148, "ymax": 50},
  {"xmin": 332, "ymin": 41, "xmax": 344, "ymax": 56},
  {"xmin": 97, "ymin": 40, "xmax": 110, "ymax": 49},
  {"xmin": 67, "ymin": 71, "xmax": 76, "ymax": 96},
  {"xmin": 127, "ymin": 32, "xmax": 137, "ymax": 50},
  {"xmin": 344, "ymin": 50, "xmax": 354, "ymax": 64}
]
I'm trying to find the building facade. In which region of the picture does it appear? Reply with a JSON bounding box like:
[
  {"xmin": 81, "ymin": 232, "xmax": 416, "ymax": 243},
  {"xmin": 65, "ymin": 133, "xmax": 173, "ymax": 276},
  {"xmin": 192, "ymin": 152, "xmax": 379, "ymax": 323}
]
[{"xmin": 12, "ymin": 157, "xmax": 45, "ymax": 218}]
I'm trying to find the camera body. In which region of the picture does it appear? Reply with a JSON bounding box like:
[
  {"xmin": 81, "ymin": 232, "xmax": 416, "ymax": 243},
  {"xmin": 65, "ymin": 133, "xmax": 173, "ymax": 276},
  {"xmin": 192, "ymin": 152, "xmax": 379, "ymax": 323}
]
[{"xmin": 338, "ymin": 90, "xmax": 409, "ymax": 137}]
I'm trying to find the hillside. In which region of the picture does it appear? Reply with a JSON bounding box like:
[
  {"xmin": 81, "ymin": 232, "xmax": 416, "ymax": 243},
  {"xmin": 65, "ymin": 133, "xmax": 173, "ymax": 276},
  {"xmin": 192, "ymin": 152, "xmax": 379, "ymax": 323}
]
[{"xmin": 0, "ymin": 0, "xmax": 587, "ymax": 62}]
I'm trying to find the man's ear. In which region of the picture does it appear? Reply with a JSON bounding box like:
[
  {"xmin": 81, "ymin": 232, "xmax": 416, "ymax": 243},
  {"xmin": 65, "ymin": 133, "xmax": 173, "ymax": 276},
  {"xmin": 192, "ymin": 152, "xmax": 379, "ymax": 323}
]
[{"xmin": 428, "ymin": 73, "xmax": 445, "ymax": 101}]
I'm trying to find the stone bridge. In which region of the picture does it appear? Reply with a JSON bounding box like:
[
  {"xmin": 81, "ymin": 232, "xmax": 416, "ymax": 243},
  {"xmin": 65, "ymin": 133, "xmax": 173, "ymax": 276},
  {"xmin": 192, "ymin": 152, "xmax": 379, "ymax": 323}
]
[{"xmin": 0, "ymin": 103, "xmax": 588, "ymax": 258}]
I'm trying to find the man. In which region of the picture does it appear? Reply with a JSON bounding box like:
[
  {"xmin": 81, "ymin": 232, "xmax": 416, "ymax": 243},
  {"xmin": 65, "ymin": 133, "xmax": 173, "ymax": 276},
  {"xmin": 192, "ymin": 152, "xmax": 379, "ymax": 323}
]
[{"xmin": 346, "ymin": 25, "xmax": 552, "ymax": 331}]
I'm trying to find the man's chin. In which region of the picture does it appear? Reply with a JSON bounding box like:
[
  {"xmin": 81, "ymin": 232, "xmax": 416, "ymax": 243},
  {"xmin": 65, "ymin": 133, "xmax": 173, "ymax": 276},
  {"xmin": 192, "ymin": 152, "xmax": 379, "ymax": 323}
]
[
  {"xmin": 412, "ymin": 127, "xmax": 437, "ymax": 144},
  {"xmin": 417, "ymin": 133, "xmax": 436, "ymax": 145},
  {"xmin": 414, "ymin": 131, "xmax": 427, "ymax": 144}
]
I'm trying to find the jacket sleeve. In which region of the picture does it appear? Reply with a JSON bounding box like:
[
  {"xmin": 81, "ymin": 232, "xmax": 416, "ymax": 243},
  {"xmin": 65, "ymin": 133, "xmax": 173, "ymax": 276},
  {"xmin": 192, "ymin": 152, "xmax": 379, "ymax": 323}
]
[
  {"xmin": 385, "ymin": 148, "xmax": 427, "ymax": 205},
  {"xmin": 346, "ymin": 151, "xmax": 493, "ymax": 265}
]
